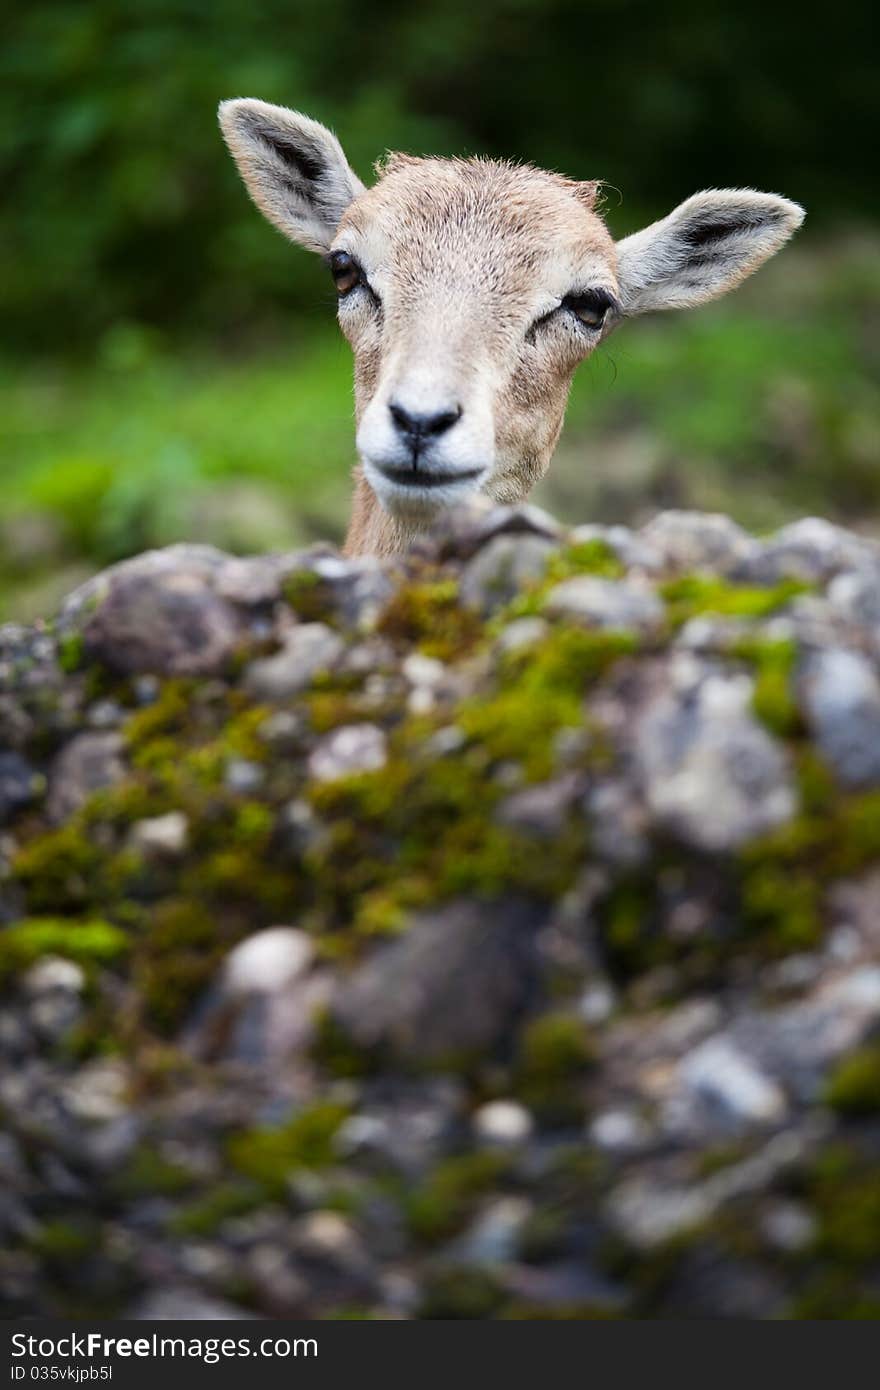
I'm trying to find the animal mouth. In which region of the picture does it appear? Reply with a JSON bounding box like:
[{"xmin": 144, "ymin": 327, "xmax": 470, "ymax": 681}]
[{"xmin": 376, "ymin": 464, "xmax": 486, "ymax": 490}]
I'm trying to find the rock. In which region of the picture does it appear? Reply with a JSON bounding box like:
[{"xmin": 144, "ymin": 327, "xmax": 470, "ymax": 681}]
[
  {"xmin": 589, "ymin": 1108, "xmax": 652, "ymax": 1153},
  {"xmin": 449, "ymin": 1196, "xmax": 531, "ymax": 1266},
  {"xmin": 799, "ymin": 648, "xmax": 880, "ymax": 788},
  {"xmin": 494, "ymin": 616, "xmax": 549, "ymax": 655},
  {"xmin": 827, "ymin": 568, "xmax": 880, "ymax": 637},
  {"xmin": 635, "ymin": 666, "xmax": 796, "ymax": 851},
  {"xmin": 743, "ymin": 517, "xmax": 879, "ymax": 584},
  {"xmin": 224, "ymin": 758, "xmax": 266, "ymax": 794},
  {"xmin": 186, "ymin": 927, "xmax": 326, "ymax": 1066},
  {"xmin": 473, "ymin": 1101, "xmax": 534, "ymax": 1146},
  {"xmin": 0, "ymin": 752, "xmax": 43, "ymax": 823},
  {"xmin": 128, "ymin": 811, "xmax": 189, "ymax": 858},
  {"xmin": 223, "ymin": 927, "xmax": 314, "ymax": 996},
  {"xmin": 127, "ymin": 1287, "xmax": 256, "ymax": 1320},
  {"xmin": 332, "ymin": 898, "xmax": 544, "ymax": 1062},
  {"xmin": 675, "ymin": 1035, "xmax": 788, "ymax": 1130},
  {"xmin": 8, "ymin": 508, "xmax": 880, "ymax": 1321},
  {"xmin": 496, "ymin": 774, "xmax": 581, "ymax": 838},
  {"xmin": 244, "ymin": 623, "xmax": 345, "ymax": 700},
  {"xmin": 427, "ymin": 499, "xmax": 563, "ymax": 562},
  {"xmin": 72, "ymin": 551, "xmax": 249, "ymax": 677},
  {"xmin": 308, "ymin": 723, "xmax": 387, "ymax": 782},
  {"xmin": 22, "ymin": 957, "xmax": 85, "ymax": 997},
  {"xmin": 46, "ymin": 732, "xmax": 125, "ymax": 822},
  {"xmin": 544, "ymin": 575, "xmax": 664, "ymax": 631},
  {"xmin": 460, "ymin": 534, "xmax": 556, "ymax": 614},
  {"xmin": 639, "ymin": 510, "xmax": 758, "ymax": 575}
]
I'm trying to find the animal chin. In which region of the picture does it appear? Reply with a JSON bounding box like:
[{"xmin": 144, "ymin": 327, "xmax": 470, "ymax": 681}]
[{"xmin": 365, "ymin": 458, "xmax": 488, "ymax": 515}]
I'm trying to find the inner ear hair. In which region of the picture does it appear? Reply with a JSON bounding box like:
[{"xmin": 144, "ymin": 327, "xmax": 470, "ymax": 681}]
[
  {"xmin": 235, "ymin": 110, "xmax": 326, "ymax": 185},
  {"xmin": 616, "ymin": 189, "xmax": 805, "ymax": 314},
  {"xmin": 219, "ymin": 99, "xmax": 365, "ymax": 253}
]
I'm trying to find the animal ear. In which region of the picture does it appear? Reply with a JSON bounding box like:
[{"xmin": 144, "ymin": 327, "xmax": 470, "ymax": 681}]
[
  {"xmin": 218, "ymin": 99, "xmax": 365, "ymax": 253},
  {"xmin": 615, "ymin": 189, "xmax": 804, "ymax": 315}
]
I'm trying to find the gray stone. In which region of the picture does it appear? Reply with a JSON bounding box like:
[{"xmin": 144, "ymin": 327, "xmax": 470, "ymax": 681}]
[
  {"xmin": 127, "ymin": 1287, "xmax": 256, "ymax": 1320},
  {"xmin": 473, "ymin": 1100, "xmax": 534, "ymax": 1146},
  {"xmin": 635, "ymin": 668, "xmax": 796, "ymax": 851},
  {"xmin": 544, "ymin": 575, "xmax": 664, "ymax": 631},
  {"xmin": 72, "ymin": 551, "xmax": 248, "ymax": 677},
  {"xmin": 223, "ymin": 927, "xmax": 314, "ymax": 997},
  {"xmin": 47, "ymin": 732, "xmax": 125, "ymax": 822},
  {"xmin": 675, "ymin": 1036, "xmax": 788, "ymax": 1128},
  {"xmin": 244, "ymin": 623, "xmax": 344, "ymax": 700},
  {"xmin": 308, "ymin": 723, "xmax": 387, "ymax": 782},
  {"xmin": 495, "ymin": 773, "xmax": 581, "ymax": 838},
  {"xmin": 224, "ymin": 758, "xmax": 266, "ymax": 794},
  {"xmin": 827, "ymin": 568, "xmax": 880, "ymax": 634},
  {"xmin": 639, "ymin": 510, "xmax": 758, "ymax": 575},
  {"xmin": 743, "ymin": 517, "xmax": 880, "ymax": 584},
  {"xmin": 332, "ymin": 898, "xmax": 544, "ymax": 1063},
  {"xmin": 0, "ymin": 751, "xmax": 42, "ymax": 823},
  {"xmin": 449, "ymin": 1196, "xmax": 531, "ymax": 1266},
  {"xmin": 428, "ymin": 499, "xmax": 563, "ymax": 562},
  {"xmin": 799, "ymin": 648, "xmax": 880, "ymax": 788},
  {"xmin": 460, "ymin": 534, "xmax": 556, "ymax": 614},
  {"xmin": 494, "ymin": 616, "xmax": 549, "ymax": 655},
  {"xmin": 128, "ymin": 811, "xmax": 189, "ymax": 858}
]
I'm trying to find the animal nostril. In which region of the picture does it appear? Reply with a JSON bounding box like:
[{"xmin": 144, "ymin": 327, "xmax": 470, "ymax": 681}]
[{"xmin": 389, "ymin": 402, "xmax": 462, "ymax": 442}]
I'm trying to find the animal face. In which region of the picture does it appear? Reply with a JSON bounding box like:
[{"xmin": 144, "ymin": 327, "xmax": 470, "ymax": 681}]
[
  {"xmin": 334, "ymin": 155, "xmax": 618, "ymax": 520},
  {"xmin": 219, "ymin": 100, "xmax": 804, "ymax": 528}
]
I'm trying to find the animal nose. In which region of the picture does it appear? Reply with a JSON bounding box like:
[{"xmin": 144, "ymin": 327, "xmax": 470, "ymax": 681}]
[{"xmin": 389, "ymin": 402, "xmax": 462, "ymax": 444}]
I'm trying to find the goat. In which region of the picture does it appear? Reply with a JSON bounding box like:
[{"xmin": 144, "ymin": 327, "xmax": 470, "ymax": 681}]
[{"xmin": 219, "ymin": 99, "xmax": 804, "ymax": 556}]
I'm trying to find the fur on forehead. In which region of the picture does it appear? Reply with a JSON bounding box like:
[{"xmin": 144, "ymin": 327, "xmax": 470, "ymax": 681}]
[
  {"xmin": 343, "ymin": 154, "xmax": 609, "ymax": 256},
  {"xmin": 376, "ymin": 151, "xmax": 600, "ymax": 209}
]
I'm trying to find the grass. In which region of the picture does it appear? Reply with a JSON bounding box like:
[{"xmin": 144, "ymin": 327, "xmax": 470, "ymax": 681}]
[{"xmin": 1, "ymin": 237, "xmax": 878, "ymax": 622}]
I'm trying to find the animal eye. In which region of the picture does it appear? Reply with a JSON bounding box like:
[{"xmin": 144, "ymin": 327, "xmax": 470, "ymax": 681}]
[
  {"xmin": 329, "ymin": 250, "xmax": 362, "ymax": 296},
  {"xmin": 563, "ymin": 289, "xmax": 615, "ymax": 330}
]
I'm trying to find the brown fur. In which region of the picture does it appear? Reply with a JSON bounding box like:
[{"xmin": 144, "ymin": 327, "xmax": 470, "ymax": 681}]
[{"xmin": 217, "ymin": 100, "xmax": 805, "ymax": 555}]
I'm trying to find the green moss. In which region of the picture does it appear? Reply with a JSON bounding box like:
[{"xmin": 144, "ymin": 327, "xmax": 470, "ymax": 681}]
[
  {"xmin": 554, "ymin": 538, "xmax": 626, "ymax": 581},
  {"xmin": 497, "ymin": 537, "xmax": 626, "ymax": 621},
  {"xmin": 135, "ymin": 899, "xmax": 223, "ymax": 1033},
  {"xmin": 800, "ymin": 1145, "xmax": 880, "ymax": 1270},
  {"xmin": 283, "ymin": 568, "xmax": 332, "ymax": 623},
  {"xmin": 405, "ymin": 1150, "xmax": 510, "ymax": 1244},
  {"xmin": 740, "ymin": 863, "xmax": 822, "ymax": 952},
  {"xmin": 169, "ymin": 1181, "xmax": 264, "ymax": 1236},
  {"xmin": 825, "ymin": 1044, "xmax": 880, "ymax": 1115},
  {"xmin": 12, "ymin": 824, "xmax": 104, "ymax": 912},
  {"xmin": 378, "ymin": 574, "xmax": 483, "ymax": 661},
  {"xmin": 27, "ymin": 1217, "xmax": 97, "ymax": 1262},
  {"xmin": 460, "ymin": 626, "xmax": 633, "ymax": 780},
  {"xmin": 57, "ymin": 631, "xmax": 84, "ymax": 674},
  {"xmin": 311, "ymin": 1009, "xmax": 378, "ymax": 1078},
  {"xmin": 124, "ymin": 680, "xmax": 193, "ymax": 750},
  {"xmin": 739, "ymin": 761, "xmax": 880, "ymax": 955},
  {"xmin": 419, "ymin": 1266, "xmax": 506, "ymax": 1319},
  {"xmin": 115, "ymin": 1143, "xmax": 195, "ymax": 1198},
  {"xmin": 731, "ymin": 637, "xmax": 802, "ymax": 736},
  {"xmin": 503, "ymin": 1302, "xmax": 622, "ymax": 1320},
  {"xmin": 792, "ymin": 1276, "xmax": 880, "ymax": 1320},
  {"xmin": 222, "ymin": 706, "xmax": 273, "ymax": 762},
  {"xmin": 227, "ymin": 1102, "xmax": 350, "ymax": 1197},
  {"xmin": 515, "ymin": 1010, "xmax": 593, "ymax": 1120},
  {"xmin": 661, "ymin": 574, "xmax": 810, "ymax": 626},
  {"xmin": 0, "ymin": 916, "xmax": 129, "ymax": 982}
]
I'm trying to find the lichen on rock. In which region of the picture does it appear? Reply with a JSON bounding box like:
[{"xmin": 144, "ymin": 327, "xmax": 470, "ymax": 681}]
[{"xmin": 2, "ymin": 502, "xmax": 880, "ymax": 1319}]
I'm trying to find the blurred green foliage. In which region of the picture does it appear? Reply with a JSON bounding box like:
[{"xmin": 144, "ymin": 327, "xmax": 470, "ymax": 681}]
[
  {"xmin": 2, "ymin": 0, "xmax": 877, "ymax": 349},
  {"xmin": 1, "ymin": 2, "xmax": 878, "ymax": 621}
]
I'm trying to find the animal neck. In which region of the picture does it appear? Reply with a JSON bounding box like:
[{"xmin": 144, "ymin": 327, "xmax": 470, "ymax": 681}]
[{"xmin": 343, "ymin": 469, "xmax": 421, "ymax": 558}]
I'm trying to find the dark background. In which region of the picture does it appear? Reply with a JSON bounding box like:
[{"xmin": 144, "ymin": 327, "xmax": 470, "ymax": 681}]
[{"xmin": 2, "ymin": 0, "xmax": 878, "ymax": 616}]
